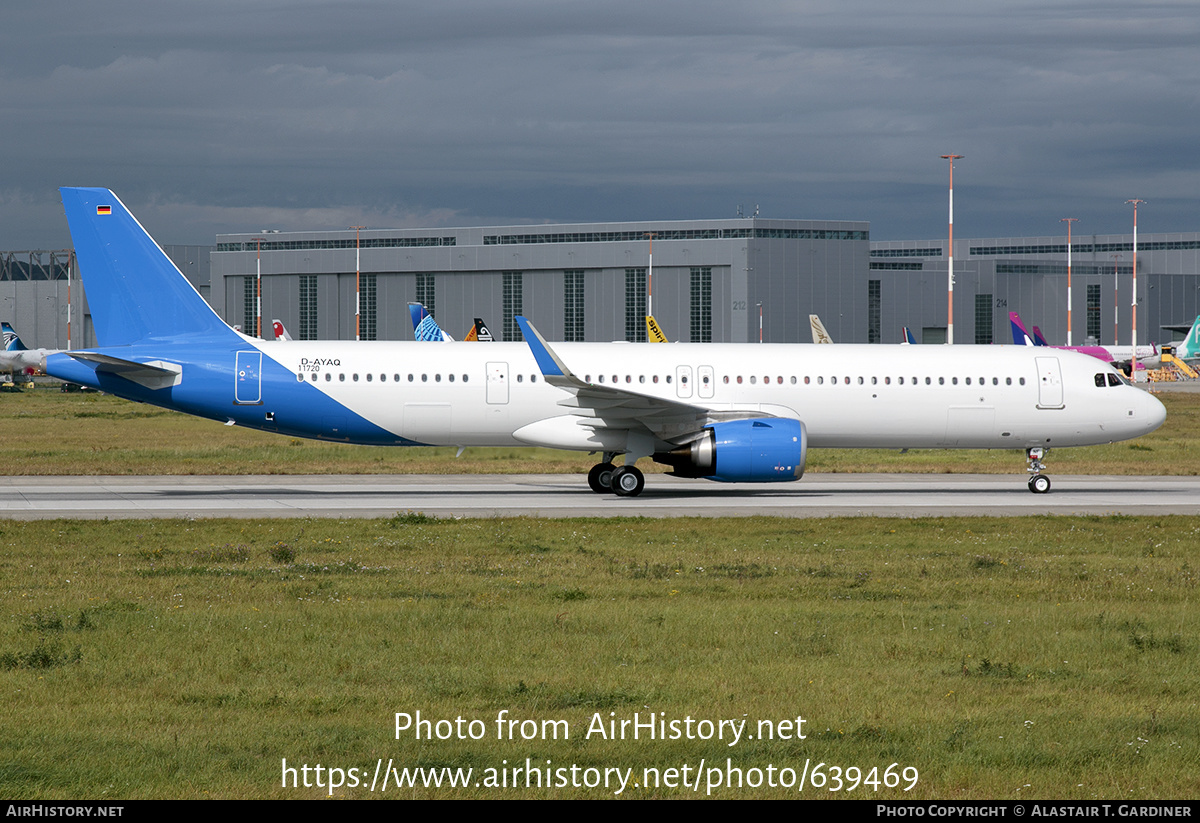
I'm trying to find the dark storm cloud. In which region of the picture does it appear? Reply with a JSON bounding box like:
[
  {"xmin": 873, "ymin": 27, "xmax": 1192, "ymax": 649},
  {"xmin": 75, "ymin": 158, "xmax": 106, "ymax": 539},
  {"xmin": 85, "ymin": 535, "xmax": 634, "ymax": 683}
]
[{"xmin": 3, "ymin": 1, "xmax": 1198, "ymax": 247}]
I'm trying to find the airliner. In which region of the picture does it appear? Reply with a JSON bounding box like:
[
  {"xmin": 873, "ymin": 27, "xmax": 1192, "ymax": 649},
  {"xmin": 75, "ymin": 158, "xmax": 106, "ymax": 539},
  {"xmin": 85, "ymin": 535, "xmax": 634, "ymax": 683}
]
[
  {"xmin": 810, "ymin": 315, "xmax": 833, "ymax": 344},
  {"xmin": 0, "ymin": 322, "xmax": 57, "ymax": 375},
  {"xmin": 1010, "ymin": 313, "xmax": 1161, "ymax": 370},
  {"xmin": 1165, "ymin": 315, "xmax": 1200, "ymax": 361},
  {"xmin": 408, "ymin": 304, "xmax": 494, "ymax": 343},
  {"xmin": 42, "ymin": 188, "xmax": 1166, "ymax": 496},
  {"xmin": 409, "ymin": 303, "xmax": 454, "ymax": 342}
]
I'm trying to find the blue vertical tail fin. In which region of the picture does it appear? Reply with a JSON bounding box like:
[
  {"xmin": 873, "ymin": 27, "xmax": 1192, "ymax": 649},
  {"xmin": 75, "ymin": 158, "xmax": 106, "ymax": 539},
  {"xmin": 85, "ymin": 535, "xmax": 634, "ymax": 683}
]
[
  {"xmin": 1009, "ymin": 312, "xmax": 1034, "ymax": 346},
  {"xmin": 409, "ymin": 302, "xmax": 452, "ymax": 341},
  {"xmin": 59, "ymin": 188, "xmax": 237, "ymax": 347},
  {"xmin": 2, "ymin": 322, "xmax": 28, "ymax": 352}
]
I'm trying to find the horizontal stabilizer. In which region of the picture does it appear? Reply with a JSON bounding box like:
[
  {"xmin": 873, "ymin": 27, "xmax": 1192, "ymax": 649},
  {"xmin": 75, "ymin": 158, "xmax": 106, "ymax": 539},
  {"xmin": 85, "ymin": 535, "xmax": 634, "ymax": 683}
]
[{"xmin": 67, "ymin": 351, "xmax": 182, "ymax": 390}]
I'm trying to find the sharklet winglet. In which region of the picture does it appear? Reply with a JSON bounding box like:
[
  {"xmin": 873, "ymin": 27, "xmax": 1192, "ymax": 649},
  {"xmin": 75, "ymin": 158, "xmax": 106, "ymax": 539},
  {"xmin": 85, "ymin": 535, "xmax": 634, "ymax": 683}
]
[{"xmin": 515, "ymin": 316, "xmax": 572, "ymax": 380}]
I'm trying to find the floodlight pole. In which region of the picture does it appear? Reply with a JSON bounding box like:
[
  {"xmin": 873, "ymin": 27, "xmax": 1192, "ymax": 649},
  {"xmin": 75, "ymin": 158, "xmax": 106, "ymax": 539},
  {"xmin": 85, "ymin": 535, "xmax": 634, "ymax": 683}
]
[
  {"xmin": 352, "ymin": 226, "xmax": 365, "ymax": 341},
  {"xmin": 941, "ymin": 155, "xmax": 963, "ymax": 344},
  {"xmin": 1126, "ymin": 200, "xmax": 1144, "ymax": 378},
  {"xmin": 1111, "ymin": 254, "xmax": 1121, "ymax": 346},
  {"xmin": 255, "ymin": 237, "xmax": 263, "ymax": 339},
  {"xmin": 645, "ymin": 232, "xmax": 655, "ymax": 320},
  {"xmin": 66, "ymin": 250, "xmax": 73, "ymax": 350},
  {"xmin": 1061, "ymin": 218, "xmax": 1078, "ymax": 345}
]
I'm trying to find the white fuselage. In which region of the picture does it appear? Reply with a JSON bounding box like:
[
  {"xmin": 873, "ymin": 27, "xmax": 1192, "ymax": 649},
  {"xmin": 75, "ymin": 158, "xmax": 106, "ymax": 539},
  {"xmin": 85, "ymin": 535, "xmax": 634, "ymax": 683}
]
[{"xmin": 264, "ymin": 339, "xmax": 1165, "ymax": 453}]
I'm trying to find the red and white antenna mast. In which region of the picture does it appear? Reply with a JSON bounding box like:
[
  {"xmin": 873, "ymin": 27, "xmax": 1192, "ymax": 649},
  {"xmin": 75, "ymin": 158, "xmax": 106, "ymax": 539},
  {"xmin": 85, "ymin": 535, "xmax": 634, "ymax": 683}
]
[
  {"xmin": 1126, "ymin": 200, "xmax": 1144, "ymax": 378},
  {"xmin": 1061, "ymin": 218, "xmax": 1078, "ymax": 345},
  {"xmin": 940, "ymin": 155, "xmax": 963, "ymax": 344}
]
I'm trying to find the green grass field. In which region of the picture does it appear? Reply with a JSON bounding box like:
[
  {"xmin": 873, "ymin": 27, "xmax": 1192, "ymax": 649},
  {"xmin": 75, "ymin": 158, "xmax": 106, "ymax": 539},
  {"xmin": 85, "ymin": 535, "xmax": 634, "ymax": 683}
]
[
  {"xmin": 2, "ymin": 515, "xmax": 1197, "ymax": 799},
  {"xmin": 2, "ymin": 383, "xmax": 1197, "ymax": 476},
  {"xmin": 2, "ymin": 384, "xmax": 1196, "ymax": 799}
]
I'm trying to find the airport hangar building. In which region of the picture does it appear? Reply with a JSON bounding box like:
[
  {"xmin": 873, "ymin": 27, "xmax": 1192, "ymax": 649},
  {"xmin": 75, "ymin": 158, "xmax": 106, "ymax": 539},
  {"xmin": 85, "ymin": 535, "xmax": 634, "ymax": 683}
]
[
  {"xmin": 209, "ymin": 219, "xmax": 1200, "ymax": 349},
  {"xmin": 5, "ymin": 220, "xmax": 1200, "ymax": 350}
]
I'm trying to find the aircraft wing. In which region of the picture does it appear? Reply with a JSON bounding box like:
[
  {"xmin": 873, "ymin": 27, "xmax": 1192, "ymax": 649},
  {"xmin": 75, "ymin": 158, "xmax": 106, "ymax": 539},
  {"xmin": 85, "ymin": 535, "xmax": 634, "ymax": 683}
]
[{"xmin": 515, "ymin": 316, "xmax": 776, "ymax": 443}]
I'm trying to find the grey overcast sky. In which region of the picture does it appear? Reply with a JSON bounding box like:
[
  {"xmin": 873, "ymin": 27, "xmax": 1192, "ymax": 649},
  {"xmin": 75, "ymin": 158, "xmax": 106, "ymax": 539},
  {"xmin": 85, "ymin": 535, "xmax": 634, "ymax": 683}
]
[{"xmin": 2, "ymin": 1, "xmax": 1198, "ymax": 248}]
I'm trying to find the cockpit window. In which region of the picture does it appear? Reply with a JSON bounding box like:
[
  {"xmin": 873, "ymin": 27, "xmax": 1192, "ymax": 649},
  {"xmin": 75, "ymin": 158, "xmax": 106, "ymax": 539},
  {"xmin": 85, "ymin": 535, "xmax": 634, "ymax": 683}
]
[
  {"xmin": 1095, "ymin": 373, "xmax": 1106, "ymax": 388},
  {"xmin": 1107, "ymin": 373, "xmax": 1124, "ymax": 387}
]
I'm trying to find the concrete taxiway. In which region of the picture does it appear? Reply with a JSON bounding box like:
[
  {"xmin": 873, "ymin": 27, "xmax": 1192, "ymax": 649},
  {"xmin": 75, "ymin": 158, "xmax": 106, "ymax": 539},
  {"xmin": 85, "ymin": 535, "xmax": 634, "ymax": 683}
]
[{"xmin": 0, "ymin": 473, "xmax": 1193, "ymax": 519}]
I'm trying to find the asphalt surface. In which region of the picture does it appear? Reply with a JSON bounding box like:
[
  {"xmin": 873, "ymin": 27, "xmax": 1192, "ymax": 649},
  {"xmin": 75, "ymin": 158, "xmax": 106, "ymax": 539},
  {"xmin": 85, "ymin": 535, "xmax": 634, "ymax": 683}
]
[{"xmin": 0, "ymin": 473, "xmax": 1194, "ymax": 519}]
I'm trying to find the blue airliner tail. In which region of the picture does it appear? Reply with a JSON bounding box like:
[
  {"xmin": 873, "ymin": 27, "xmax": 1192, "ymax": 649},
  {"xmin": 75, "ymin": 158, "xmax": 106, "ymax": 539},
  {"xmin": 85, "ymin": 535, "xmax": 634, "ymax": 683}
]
[
  {"xmin": 59, "ymin": 188, "xmax": 237, "ymax": 347},
  {"xmin": 2, "ymin": 322, "xmax": 28, "ymax": 352},
  {"xmin": 409, "ymin": 302, "xmax": 452, "ymax": 341},
  {"xmin": 1009, "ymin": 312, "xmax": 1035, "ymax": 346}
]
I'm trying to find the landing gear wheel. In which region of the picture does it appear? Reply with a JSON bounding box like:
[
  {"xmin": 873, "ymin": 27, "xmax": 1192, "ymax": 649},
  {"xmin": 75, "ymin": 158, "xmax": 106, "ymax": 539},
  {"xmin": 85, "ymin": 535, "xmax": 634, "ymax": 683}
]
[
  {"xmin": 610, "ymin": 465, "xmax": 645, "ymax": 497},
  {"xmin": 1028, "ymin": 474, "xmax": 1051, "ymax": 494},
  {"xmin": 587, "ymin": 462, "xmax": 616, "ymax": 494},
  {"xmin": 1025, "ymin": 447, "xmax": 1051, "ymax": 494}
]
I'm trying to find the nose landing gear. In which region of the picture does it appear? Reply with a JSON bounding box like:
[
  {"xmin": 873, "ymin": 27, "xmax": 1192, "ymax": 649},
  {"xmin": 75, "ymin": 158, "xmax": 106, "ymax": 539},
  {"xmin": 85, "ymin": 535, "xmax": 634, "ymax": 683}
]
[{"xmin": 1026, "ymin": 447, "xmax": 1051, "ymax": 493}]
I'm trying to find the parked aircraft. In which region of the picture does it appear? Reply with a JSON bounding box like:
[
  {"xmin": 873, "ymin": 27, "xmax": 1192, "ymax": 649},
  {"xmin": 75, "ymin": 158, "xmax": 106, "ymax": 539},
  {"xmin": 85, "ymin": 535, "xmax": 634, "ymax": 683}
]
[
  {"xmin": 1009, "ymin": 313, "xmax": 1160, "ymax": 370},
  {"xmin": 409, "ymin": 303, "xmax": 453, "ymax": 342},
  {"xmin": 810, "ymin": 315, "xmax": 833, "ymax": 344},
  {"xmin": 272, "ymin": 320, "xmax": 293, "ymax": 341},
  {"xmin": 45, "ymin": 188, "xmax": 1166, "ymax": 496},
  {"xmin": 2, "ymin": 322, "xmax": 27, "ymax": 353},
  {"xmin": 464, "ymin": 318, "xmax": 493, "ymax": 342},
  {"xmin": 1165, "ymin": 315, "xmax": 1200, "ymax": 361},
  {"xmin": 0, "ymin": 322, "xmax": 56, "ymax": 375},
  {"xmin": 409, "ymin": 305, "xmax": 494, "ymax": 342},
  {"xmin": 809, "ymin": 316, "xmax": 914, "ymax": 345}
]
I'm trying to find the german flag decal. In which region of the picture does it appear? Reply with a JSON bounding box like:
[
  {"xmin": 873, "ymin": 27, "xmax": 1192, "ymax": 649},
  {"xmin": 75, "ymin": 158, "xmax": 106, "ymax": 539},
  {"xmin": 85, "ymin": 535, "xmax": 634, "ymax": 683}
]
[{"xmin": 96, "ymin": 205, "xmax": 112, "ymax": 215}]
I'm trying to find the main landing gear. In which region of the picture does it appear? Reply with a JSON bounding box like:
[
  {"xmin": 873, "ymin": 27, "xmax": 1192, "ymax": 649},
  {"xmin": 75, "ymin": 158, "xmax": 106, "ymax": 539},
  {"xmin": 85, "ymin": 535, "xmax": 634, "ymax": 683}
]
[
  {"xmin": 587, "ymin": 453, "xmax": 646, "ymax": 497},
  {"xmin": 1026, "ymin": 447, "xmax": 1051, "ymax": 494}
]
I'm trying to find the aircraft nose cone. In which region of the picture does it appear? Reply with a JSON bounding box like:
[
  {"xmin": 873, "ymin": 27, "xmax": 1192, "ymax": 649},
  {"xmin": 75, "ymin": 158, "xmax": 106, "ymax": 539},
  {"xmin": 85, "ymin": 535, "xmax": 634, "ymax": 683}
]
[{"xmin": 1142, "ymin": 390, "xmax": 1167, "ymax": 433}]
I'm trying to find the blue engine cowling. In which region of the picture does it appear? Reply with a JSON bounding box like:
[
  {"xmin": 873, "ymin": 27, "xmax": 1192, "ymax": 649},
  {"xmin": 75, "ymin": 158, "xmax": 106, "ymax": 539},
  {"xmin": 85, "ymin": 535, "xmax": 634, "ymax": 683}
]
[{"xmin": 653, "ymin": 418, "xmax": 807, "ymax": 483}]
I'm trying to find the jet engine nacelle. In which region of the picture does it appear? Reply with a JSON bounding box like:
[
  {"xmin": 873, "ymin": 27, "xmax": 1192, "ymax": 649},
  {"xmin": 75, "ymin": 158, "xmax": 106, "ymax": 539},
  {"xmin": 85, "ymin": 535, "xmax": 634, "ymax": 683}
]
[{"xmin": 654, "ymin": 418, "xmax": 807, "ymax": 483}]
